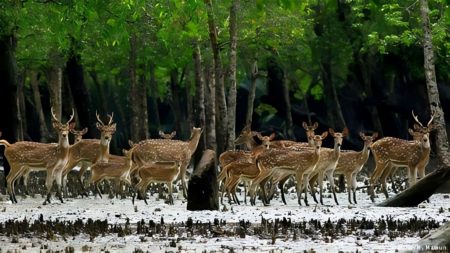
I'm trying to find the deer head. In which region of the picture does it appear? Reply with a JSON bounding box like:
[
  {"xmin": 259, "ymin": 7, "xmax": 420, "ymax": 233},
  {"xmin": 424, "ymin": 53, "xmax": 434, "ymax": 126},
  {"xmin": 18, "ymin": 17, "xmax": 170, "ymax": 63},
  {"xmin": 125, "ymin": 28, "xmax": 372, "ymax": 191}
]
[
  {"xmin": 96, "ymin": 112, "xmax": 117, "ymax": 145},
  {"xmin": 359, "ymin": 132, "xmax": 378, "ymax": 148},
  {"xmin": 159, "ymin": 130, "xmax": 177, "ymax": 139},
  {"xmin": 51, "ymin": 107, "xmax": 75, "ymax": 146},
  {"xmin": 70, "ymin": 128, "xmax": 88, "ymax": 143},
  {"xmin": 328, "ymin": 127, "xmax": 348, "ymax": 147},
  {"xmin": 234, "ymin": 125, "xmax": 258, "ymax": 149},
  {"xmin": 309, "ymin": 131, "xmax": 328, "ymax": 149},
  {"xmin": 412, "ymin": 110, "xmax": 435, "ymax": 133}
]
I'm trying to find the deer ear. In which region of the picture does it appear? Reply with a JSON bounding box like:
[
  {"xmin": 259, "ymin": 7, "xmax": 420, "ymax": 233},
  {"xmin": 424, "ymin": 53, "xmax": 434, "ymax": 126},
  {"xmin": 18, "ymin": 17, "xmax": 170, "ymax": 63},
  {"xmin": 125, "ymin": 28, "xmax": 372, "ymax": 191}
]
[
  {"xmin": 96, "ymin": 122, "xmax": 102, "ymax": 129},
  {"xmin": 321, "ymin": 131, "xmax": 328, "ymax": 139},
  {"xmin": 408, "ymin": 128, "xmax": 415, "ymax": 136},
  {"xmin": 343, "ymin": 127, "xmax": 349, "ymax": 137},
  {"xmin": 269, "ymin": 132, "xmax": 276, "ymax": 140},
  {"xmin": 81, "ymin": 128, "xmax": 88, "ymax": 135},
  {"xmin": 69, "ymin": 122, "xmax": 76, "ymax": 130},
  {"xmin": 110, "ymin": 123, "xmax": 117, "ymax": 130},
  {"xmin": 372, "ymin": 132, "xmax": 378, "ymax": 139},
  {"xmin": 302, "ymin": 122, "xmax": 308, "ymax": 130},
  {"xmin": 359, "ymin": 132, "xmax": 365, "ymax": 139},
  {"xmin": 313, "ymin": 122, "xmax": 319, "ymax": 129},
  {"xmin": 170, "ymin": 131, "xmax": 177, "ymax": 138}
]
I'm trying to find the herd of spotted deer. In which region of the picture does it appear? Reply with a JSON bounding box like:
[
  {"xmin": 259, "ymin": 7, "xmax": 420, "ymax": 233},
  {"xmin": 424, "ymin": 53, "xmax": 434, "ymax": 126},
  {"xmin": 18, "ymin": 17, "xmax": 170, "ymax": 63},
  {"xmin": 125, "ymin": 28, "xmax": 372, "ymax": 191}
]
[{"xmin": 0, "ymin": 108, "xmax": 434, "ymax": 207}]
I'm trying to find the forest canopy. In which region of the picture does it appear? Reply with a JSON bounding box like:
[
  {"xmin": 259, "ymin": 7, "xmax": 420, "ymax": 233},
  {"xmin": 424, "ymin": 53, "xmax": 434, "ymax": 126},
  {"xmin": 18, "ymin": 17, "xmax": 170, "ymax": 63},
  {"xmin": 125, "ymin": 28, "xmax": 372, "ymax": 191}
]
[{"xmin": 0, "ymin": 0, "xmax": 449, "ymax": 155}]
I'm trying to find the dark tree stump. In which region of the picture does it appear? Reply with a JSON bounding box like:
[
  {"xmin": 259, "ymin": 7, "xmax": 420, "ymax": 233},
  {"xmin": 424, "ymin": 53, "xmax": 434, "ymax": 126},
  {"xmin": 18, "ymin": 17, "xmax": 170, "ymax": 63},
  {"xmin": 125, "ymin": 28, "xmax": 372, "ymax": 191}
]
[
  {"xmin": 418, "ymin": 222, "xmax": 450, "ymax": 249},
  {"xmin": 187, "ymin": 149, "xmax": 219, "ymax": 211},
  {"xmin": 377, "ymin": 167, "xmax": 450, "ymax": 207}
]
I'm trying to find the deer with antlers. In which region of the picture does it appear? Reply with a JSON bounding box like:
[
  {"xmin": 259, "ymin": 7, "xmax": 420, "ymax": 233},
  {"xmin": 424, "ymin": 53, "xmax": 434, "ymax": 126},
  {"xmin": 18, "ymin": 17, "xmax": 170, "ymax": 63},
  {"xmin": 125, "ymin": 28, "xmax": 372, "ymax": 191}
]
[
  {"xmin": 220, "ymin": 132, "xmax": 276, "ymax": 205},
  {"xmin": 61, "ymin": 112, "xmax": 117, "ymax": 196},
  {"xmin": 334, "ymin": 132, "xmax": 378, "ymax": 204},
  {"xmin": 132, "ymin": 127, "xmax": 203, "ymax": 198},
  {"xmin": 368, "ymin": 111, "xmax": 434, "ymax": 202},
  {"xmin": 308, "ymin": 128, "xmax": 348, "ymax": 205},
  {"xmin": 0, "ymin": 108, "xmax": 74, "ymax": 204},
  {"xmin": 253, "ymin": 131, "xmax": 328, "ymax": 206},
  {"xmin": 266, "ymin": 122, "xmax": 319, "ymax": 204},
  {"xmin": 20, "ymin": 126, "xmax": 88, "ymax": 196}
]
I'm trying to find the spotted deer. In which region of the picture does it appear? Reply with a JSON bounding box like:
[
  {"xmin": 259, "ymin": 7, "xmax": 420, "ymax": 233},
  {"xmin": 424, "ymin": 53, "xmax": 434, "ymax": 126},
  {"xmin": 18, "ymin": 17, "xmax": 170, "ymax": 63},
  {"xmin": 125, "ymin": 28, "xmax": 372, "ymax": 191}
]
[
  {"xmin": 369, "ymin": 111, "xmax": 433, "ymax": 201},
  {"xmin": 89, "ymin": 148, "xmax": 134, "ymax": 199},
  {"xmin": 0, "ymin": 108, "xmax": 74, "ymax": 204},
  {"xmin": 309, "ymin": 128, "xmax": 348, "ymax": 205},
  {"xmin": 334, "ymin": 132, "xmax": 378, "ymax": 204},
  {"xmin": 220, "ymin": 132, "xmax": 275, "ymax": 205},
  {"xmin": 254, "ymin": 132, "xmax": 328, "ymax": 206},
  {"xmin": 132, "ymin": 127, "xmax": 203, "ymax": 198},
  {"xmin": 159, "ymin": 130, "xmax": 177, "ymax": 139},
  {"xmin": 266, "ymin": 121, "xmax": 319, "ymax": 204},
  {"xmin": 132, "ymin": 160, "xmax": 181, "ymax": 205},
  {"xmin": 61, "ymin": 113, "xmax": 117, "ymax": 195}
]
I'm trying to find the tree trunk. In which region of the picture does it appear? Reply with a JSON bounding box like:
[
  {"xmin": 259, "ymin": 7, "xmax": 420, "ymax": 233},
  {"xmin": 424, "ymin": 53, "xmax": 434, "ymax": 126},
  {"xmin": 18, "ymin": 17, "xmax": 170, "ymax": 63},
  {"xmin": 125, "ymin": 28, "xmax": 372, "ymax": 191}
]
[
  {"xmin": 129, "ymin": 33, "xmax": 140, "ymax": 142},
  {"xmin": 193, "ymin": 44, "xmax": 206, "ymax": 163},
  {"xmin": 0, "ymin": 34, "xmax": 19, "ymax": 143},
  {"xmin": 246, "ymin": 61, "xmax": 259, "ymax": 127},
  {"xmin": 148, "ymin": 64, "xmax": 160, "ymax": 136},
  {"xmin": 66, "ymin": 51, "xmax": 94, "ymax": 138},
  {"xmin": 48, "ymin": 66, "xmax": 62, "ymax": 123},
  {"xmin": 283, "ymin": 76, "xmax": 295, "ymax": 139},
  {"xmin": 420, "ymin": 0, "xmax": 450, "ymax": 166},
  {"xmin": 30, "ymin": 70, "xmax": 51, "ymax": 142},
  {"xmin": 378, "ymin": 167, "xmax": 450, "ymax": 207},
  {"xmin": 205, "ymin": 67, "xmax": 217, "ymax": 151},
  {"xmin": 187, "ymin": 149, "xmax": 219, "ymax": 210},
  {"xmin": 205, "ymin": 0, "xmax": 228, "ymax": 156},
  {"xmin": 16, "ymin": 70, "xmax": 26, "ymax": 141},
  {"xmin": 138, "ymin": 68, "xmax": 149, "ymax": 140},
  {"xmin": 226, "ymin": 0, "xmax": 239, "ymax": 150},
  {"xmin": 90, "ymin": 71, "xmax": 108, "ymax": 114},
  {"xmin": 170, "ymin": 68, "xmax": 186, "ymax": 138},
  {"xmin": 321, "ymin": 60, "xmax": 347, "ymax": 130}
]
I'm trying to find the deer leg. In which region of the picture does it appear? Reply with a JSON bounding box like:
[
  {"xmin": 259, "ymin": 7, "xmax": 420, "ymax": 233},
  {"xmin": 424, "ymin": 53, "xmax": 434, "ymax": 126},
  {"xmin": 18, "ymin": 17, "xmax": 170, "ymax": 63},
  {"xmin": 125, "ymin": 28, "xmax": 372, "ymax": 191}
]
[
  {"xmin": 180, "ymin": 162, "xmax": 188, "ymax": 199},
  {"xmin": 43, "ymin": 169, "xmax": 55, "ymax": 205},
  {"xmin": 167, "ymin": 182, "xmax": 174, "ymax": 205},
  {"xmin": 309, "ymin": 174, "xmax": 319, "ymax": 204},
  {"xmin": 351, "ymin": 173, "xmax": 358, "ymax": 204},
  {"xmin": 279, "ymin": 178, "xmax": 288, "ymax": 205},
  {"xmin": 326, "ymin": 170, "xmax": 339, "ymax": 205},
  {"xmin": 317, "ymin": 172, "xmax": 325, "ymax": 205},
  {"xmin": 6, "ymin": 164, "xmax": 22, "ymax": 203},
  {"xmin": 54, "ymin": 169, "xmax": 64, "ymax": 203},
  {"xmin": 21, "ymin": 168, "xmax": 30, "ymax": 196},
  {"xmin": 95, "ymin": 181, "xmax": 103, "ymax": 199}
]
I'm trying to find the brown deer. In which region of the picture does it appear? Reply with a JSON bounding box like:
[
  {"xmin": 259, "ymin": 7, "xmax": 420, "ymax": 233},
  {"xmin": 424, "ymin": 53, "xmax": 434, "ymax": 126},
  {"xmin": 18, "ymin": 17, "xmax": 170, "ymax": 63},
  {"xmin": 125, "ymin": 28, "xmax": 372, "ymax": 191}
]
[
  {"xmin": 334, "ymin": 132, "xmax": 378, "ymax": 204},
  {"xmin": 0, "ymin": 108, "xmax": 74, "ymax": 204},
  {"xmin": 266, "ymin": 122, "xmax": 319, "ymax": 204},
  {"xmin": 369, "ymin": 111, "xmax": 433, "ymax": 201},
  {"xmin": 20, "ymin": 127, "xmax": 88, "ymax": 196},
  {"xmin": 71, "ymin": 128, "xmax": 88, "ymax": 143},
  {"xmin": 218, "ymin": 122, "xmax": 318, "ymax": 204},
  {"xmin": 254, "ymin": 132, "xmax": 328, "ymax": 206},
  {"xmin": 159, "ymin": 130, "xmax": 177, "ymax": 139},
  {"xmin": 61, "ymin": 112, "xmax": 117, "ymax": 196},
  {"xmin": 132, "ymin": 127, "xmax": 203, "ymax": 198},
  {"xmin": 309, "ymin": 128, "xmax": 348, "ymax": 205},
  {"xmin": 132, "ymin": 160, "xmax": 181, "ymax": 205},
  {"xmin": 220, "ymin": 132, "xmax": 275, "ymax": 205},
  {"xmin": 89, "ymin": 148, "xmax": 134, "ymax": 199}
]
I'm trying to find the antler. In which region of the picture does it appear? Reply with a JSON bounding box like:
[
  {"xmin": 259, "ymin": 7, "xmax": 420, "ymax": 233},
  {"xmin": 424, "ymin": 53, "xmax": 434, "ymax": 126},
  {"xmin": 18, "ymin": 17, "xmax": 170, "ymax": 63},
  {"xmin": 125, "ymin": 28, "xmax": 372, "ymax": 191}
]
[
  {"xmin": 427, "ymin": 110, "xmax": 435, "ymax": 128},
  {"xmin": 51, "ymin": 107, "xmax": 59, "ymax": 123},
  {"xmin": 66, "ymin": 108, "xmax": 75, "ymax": 124},
  {"xmin": 107, "ymin": 112, "xmax": 114, "ymax": 125},
  {"xmin": 96, "ymin": 111, "xmax": 105, "ymax": 126},
  {"xmin": 411, "ymin": 110, "xmax": 424, "ymax": 128}
]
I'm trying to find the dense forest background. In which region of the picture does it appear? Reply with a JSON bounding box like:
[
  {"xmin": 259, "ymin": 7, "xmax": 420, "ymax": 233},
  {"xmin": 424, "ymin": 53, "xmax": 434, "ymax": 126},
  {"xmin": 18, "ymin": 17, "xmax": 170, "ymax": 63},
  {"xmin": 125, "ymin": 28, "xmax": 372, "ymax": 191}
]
[{"xmin": 0, "ymin": 0, "xmax": 449, "ymax": 158}]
